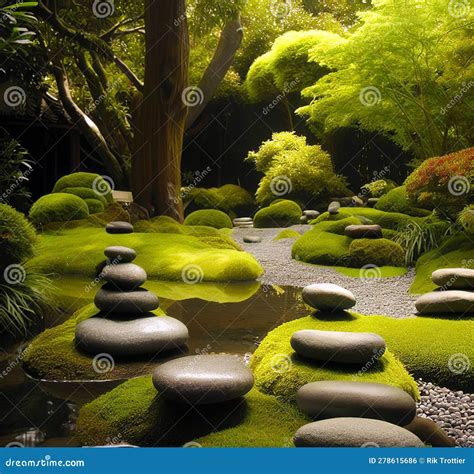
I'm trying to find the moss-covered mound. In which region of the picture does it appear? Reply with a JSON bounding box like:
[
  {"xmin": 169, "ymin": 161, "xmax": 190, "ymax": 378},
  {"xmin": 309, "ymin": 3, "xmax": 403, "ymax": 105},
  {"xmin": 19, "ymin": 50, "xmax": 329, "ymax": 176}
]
[
  {"xmin": 29, "ymin": 193, "xmax": 90, "ymax": 227},
  {"xmin": 53, "ymin": 172, "xmax": 113, "ymax": 203},
  {"xmin": 184, "ymin": 209, "xmax": 233, "ymax": 229},
  {"xmin": 254, "ymin": 200, "xmax": 302, "ymax": 228},
  {"xmin": 411, "ymin": 233, "xmax": 474, "ymax": 294},
  {"xmin": 77, "ymin": 379, "xmax": 309, "ymax": 447},
  {"xmin": 59, "ymin": 187, "xmax": 107, "ymax": 215},
  {"xmin": 29, "ymin": 227, "xmax": 263, "ymax": 282},
  {"xmin": 251, "ymin": 312, "xmax": 473, "ymax": 392},
  {"xmin": 349, "ymin": 238, "xmax": 405, "ymax": 267},
  {"xmin": 186, "ymin": 184, "xmax": 256, "ymax": 218},
  {"xmin": 274, "ymin": 229, "xmax": 302, "ymax": 240},
  {"xmin": 375, "ymin": 186, "xmax": 430, "ymax": 217}
]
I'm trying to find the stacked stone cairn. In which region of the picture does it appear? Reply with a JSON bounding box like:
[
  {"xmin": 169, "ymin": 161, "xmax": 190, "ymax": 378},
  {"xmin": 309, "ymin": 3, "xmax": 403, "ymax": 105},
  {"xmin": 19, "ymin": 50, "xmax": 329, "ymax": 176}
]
[
  {"xmin": 233, "ymin": 217, "xmax": 254, "ymax": 228},
  {"xmin": 415, "ymin": 268, "xmax": 474, "ymax": 315},
  {"xmin": 300, "ymin": 210, "xmax": 320, "ymax": 224},
  {"xmin": 289, "ymin": 283, "xmax": 429, "ymax": 447},
  {"xmin": 75, "ymin": 221, "xmax": 189, "ymax": 357}
]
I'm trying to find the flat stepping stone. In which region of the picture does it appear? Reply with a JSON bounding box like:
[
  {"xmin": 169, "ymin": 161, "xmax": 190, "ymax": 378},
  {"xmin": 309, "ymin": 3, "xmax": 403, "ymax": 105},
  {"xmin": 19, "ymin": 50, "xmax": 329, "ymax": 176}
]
[
  {"xmin": 415, "ymin": 290, "xmax": 474, "ymax": 314},
  {"xmin": 104, "ymin": 246, "xmax": 137, "ymax": 263},
  {"xmin": 233, "ymin": 217, "xmax": 253, "ymax": 224},
  {"xmin": 344, "ymin": 224, "xmax": 382, "ymax": 239},
  {"xmin": 95, "ymin": 285, "xmax": 159, "ymax": 313},
  {"xmin": 152, "ymin": 354, "xmax": 254, "ymax": 405},
  {"xmin": 294, "ymin": 418, "xmax": 424, "ymax": 447},
  {"xmin": 76, "ymin": 315, "xmax": 188, "ymax": 357},
  {"xmin": 243, "ymin": 236, "xmax": 262, "ymax": 243},
  {"xmin": 403, "ymin": 416, "xmax": 456, "ymax": 447},
  {"xmin": 328, "ymin": 201, "xmax": 341, "ymax": 215},
  {"xmin": 106, "ymin": 221, "xmax": 134, "ymax": 234},
  {"xmin": 302, "ymin": 283, "xmax": 356, "ymax": 312},
  {"xmin": 291, "ymin": 329, "xmax": 386, "ymax": 365},
  {"xmin": 432, "ymin": 268, "xmax": 474, "ymax": 290},
  {"xmin": 303, "ymin": 210, "xmax": 320, "ymax": 220},
  {"xmin": 296, "ymin": 381, "xmax": 416, "ymax": 426},
  {"xmin": 102, "ymin": 263, "xmax": 147, "ymax": 291}
]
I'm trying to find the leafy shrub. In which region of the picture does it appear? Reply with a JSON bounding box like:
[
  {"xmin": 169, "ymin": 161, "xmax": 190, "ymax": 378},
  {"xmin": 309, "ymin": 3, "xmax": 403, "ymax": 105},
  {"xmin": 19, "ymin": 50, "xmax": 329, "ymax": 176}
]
[
  {"xmin": 246, "ymin": 132, "xmax": 350, "ymax": 207},
  {"xmin": 254, "ymin": 200, "xmax": 302, "ymax": 228},
  {"xmin": 349, "ymin": 238, "xmax": 405, "ymax": 267},
  {"xmin": 361, "ymin": 179, "xmax": 397, "ymax": 198},
  {"xmin": 0, "ymin": 203, "xmax": 36, "ymax": 267},
  {"xmin": 53, "ymin": 172, "xmax": 114, "ymax": 203},
  {"xmin": 375, "ymin": 186, "xmax": 430, "ymax": 217},
  {"xmin": 405, "ymin": 148, "xmax": 474, "ymax": 216},
  {"xmin": 457, "ymin": 205, "xmax": 474, "ymax": 235},
  {"xmin": 184, "ymin": 209, "xmax": 233, "ymax": 229},
  {"xmin": 29, "ymin": 193, "xmax": 90, "ymax": 227}
]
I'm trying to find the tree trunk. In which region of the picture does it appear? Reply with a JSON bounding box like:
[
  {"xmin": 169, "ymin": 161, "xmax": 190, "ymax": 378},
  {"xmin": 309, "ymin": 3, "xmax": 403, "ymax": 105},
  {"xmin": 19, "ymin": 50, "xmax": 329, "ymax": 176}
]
[
  {"xmin": 131, "ymin": 0, "xmax": 189, "ymax": 220},
  {"xmin": 185, "ymin": 17, "xmax": 243, "ymax": 130}
]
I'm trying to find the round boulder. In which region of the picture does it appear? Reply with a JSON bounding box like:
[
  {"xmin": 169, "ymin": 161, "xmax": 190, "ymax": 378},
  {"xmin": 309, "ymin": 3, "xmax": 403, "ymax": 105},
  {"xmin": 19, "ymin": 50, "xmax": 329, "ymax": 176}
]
[
  {"xmin": 296, "ymin": 381, "xmax": 416, "ymax": 426},
  {"xmin": 104, "ymin": 246, "xmax": 137, "ymax": 263},
  {"xmin": 302, "ymin": 283, "xmax": 356, "ymax": 311},
  {"xmin": 328, "ymin": 201, "xmax": 341, "ymax": 215},
  {"xmin": 303, "ymin": 210, "xmax": 320, "ymax": 220},
  {"xmin": 243, "ymin": 235, "xmax": 262, "ymax": 243},
  {"xmin": 432, "ymin": 268, "xmax": 474, "ymax": 290},
  {"xmin": 75, "ymin": 315, "xmax": 188, "ymax": 357},
  {"xmin": 403, "ymin": 416, "xmax": 456, "ymax": 447},
  {"xmin": 344, "ymin": 224, "xmax": 383, "ymax": 239},
  {"xmin": 415, "ymin": 291, "xmax": 474, "ymax": 315},
  {"xmin": 106, "ymin": 221, "xmax": 134, "ymax": 234},
  {"xmin": 152, "ymin": 354, "xmax": 254, "ymax": 405},
  {"xmin": 94, "ymin": 286, "xmax": 159, "ymax": 313},
  {"xmin": 102, "ymin": 263, "xmax": 147, "ymax": 291},
  {"xmin": 294, "ymin": 418, "xmax": 424, "ymax": 447},
  {"xmin": 291, "ymin": 330, "xmax": 386, "ymax": 365}
]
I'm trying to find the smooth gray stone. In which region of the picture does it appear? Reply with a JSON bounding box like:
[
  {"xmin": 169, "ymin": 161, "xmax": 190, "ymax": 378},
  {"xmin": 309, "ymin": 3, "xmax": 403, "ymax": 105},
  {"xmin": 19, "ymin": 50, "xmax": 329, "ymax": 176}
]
[
  {"xmin": 106, "ymin": 221, "xmax": 134, "ymax": 234},
  {"xmin": 367, "ymin": 198, "xmax": 379, "ymax": 208},
  {"xmin": 344, "ymin": 224, "xmax": 382, "ymax": 239},
  {"xmin": 243, "ymin": 235, "xmax": 262, "ymax": 243},
  {"xmin": 432, "ymin": 268, "xmax": 474, "ymax": 290},
  {"xmin": 102, "ymin": 263, "xmax": 147, "ymax": 291},
  {"xmin": 94, "ymin": 286, "xmax": 159, "ymax": 313},
  {"xmin": 75, "ymin": 315, "xmax": 188, "ymax": 356},
  {"xmin": 296, "ymin": 381, "xmax": 416, "ymax": 426},
  {"xmin": 302, "ymin": 283, "xmax": 356, "ymax": 311},
  {"xmin": 303, "ymin": 210, "xmax": 320, "ymax": 220},
  {"xmin": 294, "ymin": 418, "xmax": 424, "ymax": 447},
  {"xmin": 415, "ymin": 291, "xmax": 474, "ymax": 314},
  {"xmin": 233, "ymin": 217, "xmax": 253, "ymax": 224},
  {"xmin": 152, "ymin": 354, "xmax": 254, "ymax": 405},
  {"xmin": 300, "ymin": 215, "xmax": 309, "ymax": 224},
  {"xmin": 328, "ymin": 201, "xmax": 341, "ymax": 214},
  {"xmin": 104, "ymin": 246, "xmax": 137, "ymax": 263},
  {"xmin": 291, "ymin": 330, "xmax": 386, "ymax": 364}
]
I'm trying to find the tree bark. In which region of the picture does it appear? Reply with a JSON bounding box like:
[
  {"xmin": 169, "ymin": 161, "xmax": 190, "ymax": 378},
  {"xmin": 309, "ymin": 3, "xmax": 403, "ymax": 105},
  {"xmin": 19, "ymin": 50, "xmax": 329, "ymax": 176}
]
[
  {"xmin": 131, "ymin": 0, "xmax": 189, "ymax": 220},
  {"xmin": 185, "ymin": 17, "xmax": 243, "ymax": 130}
]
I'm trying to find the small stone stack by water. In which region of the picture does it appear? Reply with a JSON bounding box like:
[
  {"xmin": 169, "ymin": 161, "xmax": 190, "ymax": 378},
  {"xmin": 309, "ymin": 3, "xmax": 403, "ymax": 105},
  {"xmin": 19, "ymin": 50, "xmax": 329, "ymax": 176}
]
[
  {"xmin": 415, "ymin": 268, "xmax": 474, "ymax": 315},
  {"xmin": 75, "ymin": 221, "xmax": 189, "ymax": 357}
]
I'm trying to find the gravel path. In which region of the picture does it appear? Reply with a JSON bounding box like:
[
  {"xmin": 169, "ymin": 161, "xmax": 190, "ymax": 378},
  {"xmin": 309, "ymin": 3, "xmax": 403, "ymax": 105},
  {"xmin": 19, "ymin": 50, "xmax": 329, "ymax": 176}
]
[{"xmin": 233, "ymin": 226, "xmax": 417, "ymax": 318}]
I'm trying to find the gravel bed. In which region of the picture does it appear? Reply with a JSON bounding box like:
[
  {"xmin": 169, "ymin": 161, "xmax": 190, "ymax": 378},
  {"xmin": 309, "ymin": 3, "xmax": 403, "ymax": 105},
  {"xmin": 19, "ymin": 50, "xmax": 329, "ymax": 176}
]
[
  {"xmin": 233, "ymin": 226, "xmax": 417, "ymax": 318},
  {"xmin": 417, "ymin": 379, "xmax": 474, "ymax": 447}
]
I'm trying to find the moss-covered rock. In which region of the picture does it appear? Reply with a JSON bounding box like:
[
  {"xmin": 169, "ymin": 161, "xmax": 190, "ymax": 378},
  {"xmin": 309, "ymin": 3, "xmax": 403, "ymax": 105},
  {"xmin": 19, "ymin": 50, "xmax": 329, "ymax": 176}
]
[
  {"xmin": 251, "ymin": 312, "xmax": 473, "ymax": 393},
  {"xmin": 184, "ymin": 209, "xmax": 233, "ymax": 229},
  {"xmin": 0, "ymin": 203, "xmax": 36, "ymax": 267},
  {"xmin": 84, "ymin": 199, "xmax": 105, "ymax": 214},
  {"xmin": 59, "ymin": 187, "xmax": 108, "ymax": 206},
  {"xmin": 77, "ymin": 379, "xmax": 309, "ymax": 447},
  {"xmin": 375, "ymin": 186, "xmax": 430, "ymax": 217},
  {"xmin": 29, "ymin": 193, "xmax": 90, "ymax": 227},
  {"xmin": 254, "ymin": 200, "xmax": 302, "ymax": 228},
  {"xmin": 349, "ymin": 238, "xmax": 405, "ymax": 267},
  {"xmin": 53, "ymin": 172, "xmax": 113, "ymax": 203},
  {"xmin": 274, "ymin": 229, "xmax": 302, "ymax": 240}
]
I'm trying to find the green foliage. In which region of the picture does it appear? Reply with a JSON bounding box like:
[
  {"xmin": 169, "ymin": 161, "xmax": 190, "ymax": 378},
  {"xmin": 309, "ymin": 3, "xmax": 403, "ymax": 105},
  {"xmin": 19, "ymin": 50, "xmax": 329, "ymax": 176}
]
[
  {"xmin": 29, "ymin": 193, "xmax": 90, "ymax": 227},
  {"xmin": 458, "ymin": 205, "xmax": 474, "ymax": 235},
  {"xmin": 246, "ymin": 132, "xmax": 350, "ymax": 206},
  {"xmin": 348, "ymin": 238, "xmax": 405, "ymax": 267},
  {"xmin": 0, "ymin": 203, "xmax": 36, "ymax": 267},
  {"xmin": 254, "ymin": 200, "xmax": 302, "ymax": 228},
  {"xmin": 375, "ymin": 186, "xmax": 431, "ymax": 217},
  {"xmin": 251, "ymin": 311, "xmax": 473, "ymax": 392},
  {"xmin": 361, "ymin": 179, "xmax": 397, "ymax": 198},
  {"xmin": 0, "ymin": 2, "xmax": 37, "ymax": 54},
  {"xmin": 298, "ymin": 0, "xmax": 474, "ymax": 159},
  {"xmin": 184, "ymin": 209, "xmax": 233, "ymax": 229},
  {"xmin": 53, "ymin": 172, "xmax": 113, "ymax": 203}
]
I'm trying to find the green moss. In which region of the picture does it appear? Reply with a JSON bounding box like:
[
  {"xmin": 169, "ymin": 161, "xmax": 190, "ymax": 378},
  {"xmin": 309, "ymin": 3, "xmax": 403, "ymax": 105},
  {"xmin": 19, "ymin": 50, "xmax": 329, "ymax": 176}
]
[
  {"xmin": 83, "ymin": 199, "xmax": 105, "ymax": 214},
  {"xmin": 254, "ymin": 200, "xmax": 302, "ymax": 228},
  {"xmin": 314, "ymin": 216, "xmax": 362, "ymax": 234},
  {"xmin": 59, "ymin": 187, "xmax": 107, "ymax": 206},
  {"xmin": 184, "ymin": 209, "xmax": 233, "ymax": 229},
  {"xmin": 274, "ymin": 229, "xmax": 302, "ymax": 240},
  {"xmin": 411, "ymin": 233, "xmax": 474, "ymax": 294},
  {"xmin": 375, "ymin": 186, "xmax": 430, "ymax": 217},
  {"xmin": 331, "ymin": 265, "xmax": 407, "ymax": 278},
  {"xmin": 251, "ymin": 312, "xmax": 473, "ymax": 393},
  {"xmin": 53, "ymin": 172, "xmax": 113, "ymax": 202},
  {"xmin": 0, "ymin": 203, "xmax": 37, "ymax": 267},
  {"xmin": 30, "ymin": 227, "xmax": 263, "ymax": 282},
  {"xmin": 29, "ymin": 193, "xmax": 90, "ymax": 227},
  {"xmin": 361, "ymin": 179, "xmax": 397, "ymax": 198},
  {"xmin": 349, "ymin": 238, "xmax": 405, "ymax": 267},
  {"xmin": 77, "ymin": 379, "xmax": 309, "ymax": 447}
]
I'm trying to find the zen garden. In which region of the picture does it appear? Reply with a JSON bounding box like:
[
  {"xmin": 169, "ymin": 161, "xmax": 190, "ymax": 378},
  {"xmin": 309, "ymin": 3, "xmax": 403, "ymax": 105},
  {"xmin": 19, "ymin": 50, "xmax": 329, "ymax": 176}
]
[{"xmin": 0, "ymin": 0, "xmax": 472, "ymax": 452}]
